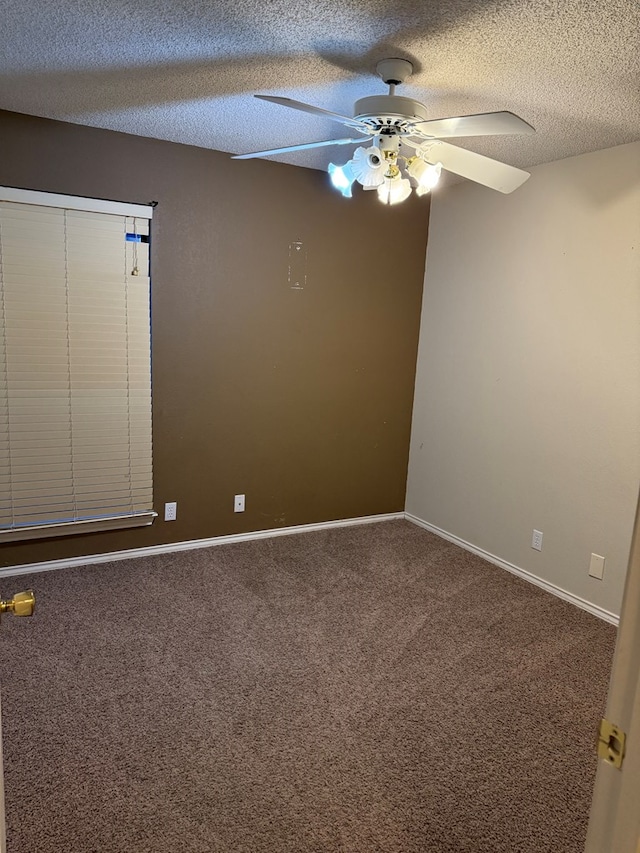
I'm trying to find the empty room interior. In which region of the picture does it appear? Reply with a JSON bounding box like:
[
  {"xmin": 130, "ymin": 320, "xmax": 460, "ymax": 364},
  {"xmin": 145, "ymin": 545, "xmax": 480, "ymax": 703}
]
[{"xmin": 0, "ymin": 1, "xmax": 639, "ymax": 851}]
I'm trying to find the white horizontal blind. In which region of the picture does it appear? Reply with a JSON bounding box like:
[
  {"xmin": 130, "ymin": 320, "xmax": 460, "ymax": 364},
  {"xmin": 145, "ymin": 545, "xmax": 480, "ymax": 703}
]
[{"xmin": 0, "ymin": 196, "xmax": 154, "ymax": 541}]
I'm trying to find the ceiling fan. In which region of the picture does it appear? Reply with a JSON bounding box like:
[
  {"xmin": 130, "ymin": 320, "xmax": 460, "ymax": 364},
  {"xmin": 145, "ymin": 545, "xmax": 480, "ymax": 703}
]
[{"xmin": 232, "ymin": 58, "xmax": 535, "ymax": 204}]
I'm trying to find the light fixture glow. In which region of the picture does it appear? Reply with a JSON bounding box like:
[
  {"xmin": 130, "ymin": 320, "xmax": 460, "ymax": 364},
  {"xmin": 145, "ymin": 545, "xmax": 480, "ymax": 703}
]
[
  {"xmin": 328, "ymin": 162, "xmax": 356, "ymax": 197},
  {"xmin": 407, "ymin": 158, "xmax": 442, "ymax": 196},
  {"xmin": 377, "ymin": 176, "xmax": 412, "ymax": 205}
]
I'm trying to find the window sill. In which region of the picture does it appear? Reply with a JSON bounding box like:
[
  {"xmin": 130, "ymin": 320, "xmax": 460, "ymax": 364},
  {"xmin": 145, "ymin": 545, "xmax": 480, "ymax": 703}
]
[{"xmin": 0, "ymin": 512, "xmax": 157, "ymax": 543}]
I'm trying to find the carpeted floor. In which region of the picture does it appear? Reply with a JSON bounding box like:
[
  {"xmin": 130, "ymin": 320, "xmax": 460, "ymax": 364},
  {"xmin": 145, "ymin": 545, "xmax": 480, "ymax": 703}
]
[{"xmin": 0, "ymin": 520, "xmax": 616, "ymax": 852}]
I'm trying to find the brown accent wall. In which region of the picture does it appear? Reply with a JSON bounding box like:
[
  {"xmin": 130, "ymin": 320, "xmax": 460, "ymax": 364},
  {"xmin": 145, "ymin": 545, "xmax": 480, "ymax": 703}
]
[{"xmin": 0, "ymin": 110, "xmax": 429, "ymax": 567}]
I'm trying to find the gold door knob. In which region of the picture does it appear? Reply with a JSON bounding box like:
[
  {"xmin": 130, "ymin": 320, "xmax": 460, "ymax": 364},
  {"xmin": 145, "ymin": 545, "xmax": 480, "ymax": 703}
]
[{"xmin": 0, "ymin": 590, "xmax": 35, "ymax": 617}]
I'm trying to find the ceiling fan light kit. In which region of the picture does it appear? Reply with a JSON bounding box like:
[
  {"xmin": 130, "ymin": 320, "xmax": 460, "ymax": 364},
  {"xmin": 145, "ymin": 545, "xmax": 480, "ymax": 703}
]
[
  {"xmin": 233, "ymin": 58, "xmax": 535, "ymax": 205},
  {"xmin": 328, "ymin": 141, "xmax": 442, "ymax": 205}
]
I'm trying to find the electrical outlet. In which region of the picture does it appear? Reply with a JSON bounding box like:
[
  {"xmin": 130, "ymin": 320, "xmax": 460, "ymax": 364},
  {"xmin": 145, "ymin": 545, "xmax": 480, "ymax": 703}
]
[
  {"xmin": 234, "ymin": 494, "xmax": 245, "ymax": 513},
  {"xmin": 164, "ymin": 501, "xmax": 177, "ymax": 522},
  {"xmin": 532, "ymin": 529, "xmax": 543, "ymax": 551},
  {"xmin": 589, "ymin": 553, "xmax": 605, "ymax": 580}
]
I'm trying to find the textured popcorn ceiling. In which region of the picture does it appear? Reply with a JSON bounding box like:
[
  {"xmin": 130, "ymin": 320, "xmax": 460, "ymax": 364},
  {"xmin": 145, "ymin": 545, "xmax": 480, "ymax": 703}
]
[{"xmin": 0, "ymin": 0, "xmax": 638, "ymax": 174}]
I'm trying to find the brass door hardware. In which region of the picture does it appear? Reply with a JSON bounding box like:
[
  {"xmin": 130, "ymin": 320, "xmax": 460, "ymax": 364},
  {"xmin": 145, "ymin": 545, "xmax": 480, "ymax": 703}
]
[
  {"xmin": 0, "ymin": 590, "xmax": 35, "ymax": 618},
  {"xmin": 597, "ymin": 718, "xmax": 626, "ymax": 770}
]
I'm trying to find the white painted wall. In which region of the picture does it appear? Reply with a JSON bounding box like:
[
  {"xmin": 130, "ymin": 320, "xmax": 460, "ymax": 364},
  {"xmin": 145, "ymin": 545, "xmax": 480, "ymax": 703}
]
[{"xmin": 406, "ymin": 141, "xmax": 640, "ymax": 617}]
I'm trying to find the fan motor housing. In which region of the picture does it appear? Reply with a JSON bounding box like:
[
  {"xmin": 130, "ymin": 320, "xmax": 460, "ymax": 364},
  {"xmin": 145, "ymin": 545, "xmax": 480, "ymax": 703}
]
[{"xmin": 354, "ymin": 95, "xmax": 429, "ymax": 132}]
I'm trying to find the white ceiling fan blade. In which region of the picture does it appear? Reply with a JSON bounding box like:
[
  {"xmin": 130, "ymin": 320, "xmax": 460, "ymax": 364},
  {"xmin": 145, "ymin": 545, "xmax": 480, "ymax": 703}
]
[
  {"xmin": 411, "ymin": 111, "xmax": 535, "ymax": 139},
  {"xmin": 255, "ymin": 95, "xmax": 370, "ymax": 131},
  {"xmin": 232, "ymin": 137, "xmax": 364, "ymax": 160},
  {"xmin": 419, "ymin": 140, "xmax": 530, "ymax": 193}
]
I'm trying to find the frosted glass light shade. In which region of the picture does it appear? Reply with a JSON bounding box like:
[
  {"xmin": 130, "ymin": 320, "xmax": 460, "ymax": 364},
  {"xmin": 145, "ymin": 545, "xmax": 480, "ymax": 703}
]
[
  {"xmin": 328, "ymin": 162, "xmax": 356, "ymax": 197},
  {"xmin": 407, "ymin": 159, "xmax": 442, "ymax": 195},
  {"xmin": 350, "ymin": 146, "xmax": 386, "ymax": 188},
  {"xmin": 377, "ymin": 176, "xmax": 412, "ymax": 205}
]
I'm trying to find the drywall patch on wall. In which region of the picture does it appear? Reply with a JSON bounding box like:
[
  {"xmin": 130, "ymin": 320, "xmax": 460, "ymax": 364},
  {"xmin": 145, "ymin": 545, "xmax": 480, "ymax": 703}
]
[{"xmin": 288, "ymin": 240, "xmax": 306, "ymax": 290}]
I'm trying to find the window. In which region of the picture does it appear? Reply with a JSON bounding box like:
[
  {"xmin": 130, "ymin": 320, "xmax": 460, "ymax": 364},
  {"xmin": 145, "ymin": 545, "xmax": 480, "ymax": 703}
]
[{"xmin": 0, "ymin": 187, "xmax": 155, "ymax": 542}]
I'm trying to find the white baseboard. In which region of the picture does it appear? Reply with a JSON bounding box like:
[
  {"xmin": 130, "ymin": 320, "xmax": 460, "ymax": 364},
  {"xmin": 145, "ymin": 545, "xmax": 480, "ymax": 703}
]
[
  {"xmin": 0, "ymin": 512, "xmax": 405, "ymax": 578},
  {"xmin": 404, "ymin": 513, "xmax": 619, "ymax": 627},
  {"xmin": 2, "ymin": 510, "xmax": 621, "ymax": 627}
]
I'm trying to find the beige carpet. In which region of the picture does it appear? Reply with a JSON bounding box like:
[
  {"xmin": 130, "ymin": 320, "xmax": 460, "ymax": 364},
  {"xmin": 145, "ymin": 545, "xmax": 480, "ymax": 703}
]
[{"xmin": 0, "ymin": 521, "xmax": 615, "ymax": 852}]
